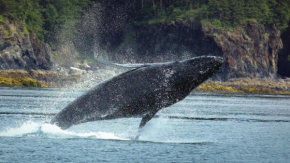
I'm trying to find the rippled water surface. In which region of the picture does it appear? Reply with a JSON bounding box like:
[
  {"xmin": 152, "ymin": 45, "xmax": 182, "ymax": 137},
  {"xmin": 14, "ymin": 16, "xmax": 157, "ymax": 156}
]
[{"xmin": 0, "ymin": 87, "xmax": 290, "ymax": 162}]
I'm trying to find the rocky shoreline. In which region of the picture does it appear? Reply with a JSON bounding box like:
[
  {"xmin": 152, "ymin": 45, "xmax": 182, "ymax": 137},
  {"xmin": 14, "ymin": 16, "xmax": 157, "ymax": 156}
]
[
  {"xmin": 197, "ymin": 78, "xmax": 290, "ymax": 95},
  {"xmin": 1, "ymin": 18, "xmax": 290, "ymax": 95},
  {"xmin": 1, "ymin": 69, "xmax": 290, "ymax": 95},
  {"xmin": 0, "ymin": 69, "xmax": 81, "ymax": 87}
]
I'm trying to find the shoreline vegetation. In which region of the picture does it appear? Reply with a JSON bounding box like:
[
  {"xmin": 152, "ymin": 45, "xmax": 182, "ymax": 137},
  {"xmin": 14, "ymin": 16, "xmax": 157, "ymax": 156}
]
[
  {"xmin": 1, "ymin": 70, "xmax": 290, "ymax": 95},
  {"xmin": 0, "ymin": 70, "xmax": 80, "ymax": 88},
  {"xmin": 196, "ymin": 79, "xmax": 290, "ymax": 95}
]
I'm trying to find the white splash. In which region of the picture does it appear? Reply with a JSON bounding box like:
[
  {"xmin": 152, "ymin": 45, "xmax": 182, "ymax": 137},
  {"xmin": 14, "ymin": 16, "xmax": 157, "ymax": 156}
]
[
  {"xmin": 0, "ymin": 121, "xmax": 128, "ymax": 140},
  {"xmin": 40, "ymin": 123, "xmax": 124, "ymax": 140},
  {"xmin": 0, "ymin": 121, "xmax": 40, "ymax": 137},
  {"xmin": 0, "ymin": 120, "xmax": 209, "ymax": 144}
]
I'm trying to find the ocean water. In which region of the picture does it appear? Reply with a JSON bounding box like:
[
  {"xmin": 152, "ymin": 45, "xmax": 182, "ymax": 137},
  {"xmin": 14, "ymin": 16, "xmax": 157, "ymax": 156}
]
[{"xmin": 0, "ymin": 87, "xmax": 289, "ymax": 163}]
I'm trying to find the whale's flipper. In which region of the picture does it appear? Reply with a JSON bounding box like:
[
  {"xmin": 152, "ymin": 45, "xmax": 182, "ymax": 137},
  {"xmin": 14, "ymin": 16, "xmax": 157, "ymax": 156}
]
[{"xmin": 135, "ymin": 110, "xmax": 158, "ymax": 139}]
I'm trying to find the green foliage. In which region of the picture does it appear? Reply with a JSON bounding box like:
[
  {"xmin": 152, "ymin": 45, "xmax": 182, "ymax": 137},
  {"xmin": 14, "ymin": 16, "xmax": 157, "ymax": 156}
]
[
  {"xmin": 0, "ymin": 15, "xmax": 7, "ymax": 23},
  {"xmin": 1, "ymin": 0, "xmax": 290, "ymax": 61},
  {"xmin": 271, "ymin": 0, "xmax": 290, "ymax": 30},
  {"xmin": 40, "ymin": 0, "xmax": 90, "ymax": 44},
  {"xmin": 135, "ymin": 0, "xmax": 290, "ymax": 30},
  {"xmin": 0, "ymin": 0, "xmax": 44, "ymax": 37},
  {"xmin": 263, "ymin": 33, "xmax": 270, "ymax": 40},
  {"xmin": 0, "ymin": 0, "xmax": 90, "ymax": 42},
  {"xmin": 201, "ymin": 19, "xmax": 232, "ymax": 29},
  {"xmin": 0, "ymin": 76, "xmax": 47, "ymax": 87}
]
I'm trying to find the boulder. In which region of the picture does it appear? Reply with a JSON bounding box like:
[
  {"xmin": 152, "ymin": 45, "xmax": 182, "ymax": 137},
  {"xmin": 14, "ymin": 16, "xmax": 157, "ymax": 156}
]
[
  {"xmin": 69, "ymin": 67, "xmax": 86, "ymax": 76},
  {"xmin": 0, "ymin": 21, "xmax": 52, "ymax": 70}
]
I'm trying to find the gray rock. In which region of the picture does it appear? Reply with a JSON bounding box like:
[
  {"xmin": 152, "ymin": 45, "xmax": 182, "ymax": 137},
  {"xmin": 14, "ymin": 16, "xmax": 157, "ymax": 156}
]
[
  {"xmin": 69, "ymin": 67, "xmax": 86, "ymax": 75},
  {"xmin": 0, "ymin": 21, "xmax": 52, "ymax": 70}
]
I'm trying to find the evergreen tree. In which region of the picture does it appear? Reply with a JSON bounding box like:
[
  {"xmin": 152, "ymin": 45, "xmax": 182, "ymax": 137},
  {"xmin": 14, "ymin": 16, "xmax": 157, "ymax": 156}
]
[
  {"xmin": 229, "ymin": 0, "xmax": 244, "ymax": 26},
  {"xmin": 1, "ymin": 0, "xmax": 43, "ymax": 37},
  {"xmin": 207, "ymin": 0, "xmax": 220, "ymax": 19},
  {"xmin": 219, "ymin": 0, "xmax": 230, "ymax": 24},
  {"xmin": 257, "ymin": 0, "xmax": 270, "ymax": 23},
  {"xmin": 245, "ymin": 0, "xmax": 259, "ymax": 19},
  {"xmin": 272, "ymin": 0, "xmax": 290, "ymax": 29}
]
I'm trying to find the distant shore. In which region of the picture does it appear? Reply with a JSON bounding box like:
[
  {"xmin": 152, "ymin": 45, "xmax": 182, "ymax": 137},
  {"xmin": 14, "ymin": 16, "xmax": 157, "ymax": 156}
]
[
  {"xmin": 197, "ymin": 78, "xmax": 290, "ymax": 95},
  {"xmin": 1, "ymin": 70, "xmax": 290, "ymax": 95},
  {"xmin": 0, "ymin": 70, "xmax": 81, "ymax": 88}
]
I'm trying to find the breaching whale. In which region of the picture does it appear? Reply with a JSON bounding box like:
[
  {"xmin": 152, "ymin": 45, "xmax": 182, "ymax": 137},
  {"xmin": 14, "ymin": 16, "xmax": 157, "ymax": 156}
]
[{"xmin": 51, "ymin": 56, "xmax": 224, "ymax": 134}]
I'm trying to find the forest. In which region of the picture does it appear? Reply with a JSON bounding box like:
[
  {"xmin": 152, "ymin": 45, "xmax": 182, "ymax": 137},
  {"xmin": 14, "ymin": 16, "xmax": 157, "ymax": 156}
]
[
  {"xmin": 0, "ymin": 0, "xmax": 290, "ymax": 48},
  {"xmin": 135, "ymin": 0, "xmax": 290, "ymax": 28},
  {"xmin": 0, "ymin": 0, "xmax": 89, "ymax": 42}
]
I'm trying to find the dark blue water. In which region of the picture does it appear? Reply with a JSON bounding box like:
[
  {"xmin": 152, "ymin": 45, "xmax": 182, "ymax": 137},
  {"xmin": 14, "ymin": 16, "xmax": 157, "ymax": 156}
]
[{"xmin": 0, "ymin": 87, "xmax": 290, "ymax": 163}]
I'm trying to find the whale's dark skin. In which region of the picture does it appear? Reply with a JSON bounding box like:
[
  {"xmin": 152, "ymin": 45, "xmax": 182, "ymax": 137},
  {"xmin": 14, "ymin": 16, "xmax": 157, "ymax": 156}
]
[{"xmin": 51, "ymin": 56, "xmax": 224, "ymax": 133}]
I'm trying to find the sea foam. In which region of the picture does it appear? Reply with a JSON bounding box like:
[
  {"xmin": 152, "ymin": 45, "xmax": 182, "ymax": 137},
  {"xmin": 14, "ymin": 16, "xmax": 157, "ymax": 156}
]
[{"xmin": 0, "ymin": 121, "xmax": 127, "ymax": 140}]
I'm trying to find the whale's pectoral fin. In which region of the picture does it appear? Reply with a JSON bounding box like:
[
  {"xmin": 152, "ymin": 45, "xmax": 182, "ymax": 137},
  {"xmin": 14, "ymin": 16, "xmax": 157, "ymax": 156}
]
[{"xmin": 135, "ymin": 110, "xmax": 158, "ymax": 139}]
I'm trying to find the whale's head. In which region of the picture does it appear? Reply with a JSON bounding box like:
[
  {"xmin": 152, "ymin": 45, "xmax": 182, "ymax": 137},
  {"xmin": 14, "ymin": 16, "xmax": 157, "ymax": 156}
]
[
  {"xmin": 171, "ymin": 56, "xmax": 224, "ymax": 91},
  {"xmin": 183, "ymin": 56, "xmax": 223, "ymax": 77}
]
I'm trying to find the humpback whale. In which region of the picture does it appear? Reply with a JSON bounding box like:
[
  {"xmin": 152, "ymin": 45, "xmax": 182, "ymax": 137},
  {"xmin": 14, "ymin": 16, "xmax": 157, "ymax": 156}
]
[{"xmin": 51, "ymin": 56, "xmax": 224, "ymax": 134}]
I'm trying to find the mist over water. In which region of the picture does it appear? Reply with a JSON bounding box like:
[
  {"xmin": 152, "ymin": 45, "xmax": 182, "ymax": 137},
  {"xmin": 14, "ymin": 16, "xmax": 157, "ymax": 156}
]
[{"xmin": 0, "ymin": 87, "xmax": 290, "ymax": 162}]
